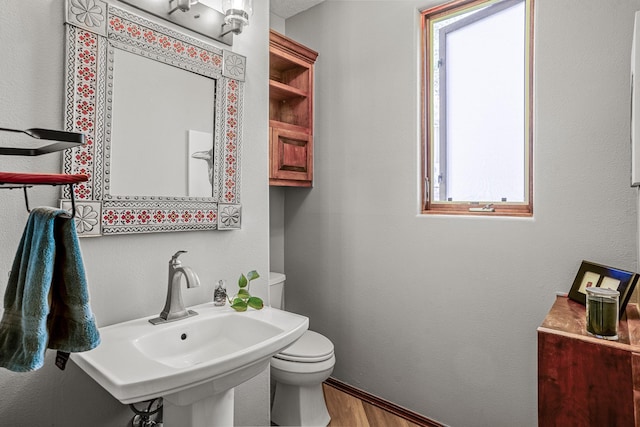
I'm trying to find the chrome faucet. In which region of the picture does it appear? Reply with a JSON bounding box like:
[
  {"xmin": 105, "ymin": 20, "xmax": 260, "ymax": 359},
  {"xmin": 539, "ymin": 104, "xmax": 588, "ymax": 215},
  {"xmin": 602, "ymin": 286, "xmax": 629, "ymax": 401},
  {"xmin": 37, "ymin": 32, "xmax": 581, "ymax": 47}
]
[{"xmin": 149, "ymin": 251, "xmax": 201, "ymax": 325}]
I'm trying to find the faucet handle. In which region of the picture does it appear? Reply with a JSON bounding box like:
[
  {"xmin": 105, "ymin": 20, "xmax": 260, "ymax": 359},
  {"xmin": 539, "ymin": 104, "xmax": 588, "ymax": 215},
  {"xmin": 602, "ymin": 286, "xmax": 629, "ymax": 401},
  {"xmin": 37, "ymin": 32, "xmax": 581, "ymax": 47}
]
[{"xmin": 171, "ymin": 250, "xmax": 188, "ymax": 265}]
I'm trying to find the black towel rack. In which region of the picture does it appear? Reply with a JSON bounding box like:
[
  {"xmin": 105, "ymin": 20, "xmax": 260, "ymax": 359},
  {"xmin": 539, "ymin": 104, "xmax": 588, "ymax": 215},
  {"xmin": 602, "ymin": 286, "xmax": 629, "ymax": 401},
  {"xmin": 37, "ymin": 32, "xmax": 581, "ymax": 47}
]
[{"xmin": 0, "ymin": 127, "xmax": 87, "ymax": 218}]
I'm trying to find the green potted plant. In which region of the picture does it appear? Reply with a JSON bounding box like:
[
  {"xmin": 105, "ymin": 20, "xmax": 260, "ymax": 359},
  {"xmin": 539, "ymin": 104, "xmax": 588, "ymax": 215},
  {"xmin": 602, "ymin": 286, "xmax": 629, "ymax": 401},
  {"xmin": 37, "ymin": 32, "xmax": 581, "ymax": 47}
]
[{"xmin": 228, "ymin": 270, "xmax": 264, "ymax": 312}]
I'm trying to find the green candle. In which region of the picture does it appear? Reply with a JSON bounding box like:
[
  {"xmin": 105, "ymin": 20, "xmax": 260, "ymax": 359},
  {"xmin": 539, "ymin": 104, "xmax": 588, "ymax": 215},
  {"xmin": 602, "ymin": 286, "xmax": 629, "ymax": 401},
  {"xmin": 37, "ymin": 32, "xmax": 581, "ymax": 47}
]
[{"xmin": 586, "ymin": 287, "xmax": 619, "ymax": 339}]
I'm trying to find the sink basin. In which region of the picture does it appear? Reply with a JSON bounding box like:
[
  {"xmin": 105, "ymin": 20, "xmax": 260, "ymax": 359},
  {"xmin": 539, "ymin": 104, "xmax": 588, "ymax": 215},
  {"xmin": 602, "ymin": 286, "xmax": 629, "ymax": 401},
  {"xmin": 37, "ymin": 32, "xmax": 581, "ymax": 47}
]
[
  {"xmin": 71, "ymin": 303, "xmax": 308, "ymax": 407},
  {"xmin": 134, "ymin": 314, "xmax": 285, "ymax": 369}
]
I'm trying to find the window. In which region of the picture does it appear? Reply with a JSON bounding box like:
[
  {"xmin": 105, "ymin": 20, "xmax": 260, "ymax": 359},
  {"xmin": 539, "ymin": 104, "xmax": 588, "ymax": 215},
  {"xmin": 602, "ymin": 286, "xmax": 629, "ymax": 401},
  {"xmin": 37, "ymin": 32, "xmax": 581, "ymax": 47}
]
[{"xmin": 421, "ymin": 0, "xmax": 534, "ymax": 216}]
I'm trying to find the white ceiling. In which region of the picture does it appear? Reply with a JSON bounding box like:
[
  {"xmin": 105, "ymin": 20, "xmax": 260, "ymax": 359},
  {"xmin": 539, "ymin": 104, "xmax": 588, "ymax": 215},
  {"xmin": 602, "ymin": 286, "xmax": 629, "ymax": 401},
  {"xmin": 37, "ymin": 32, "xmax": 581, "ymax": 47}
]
[{"xmin": 270, "ymin": 0, "xmax": 326, "ymax": 19}]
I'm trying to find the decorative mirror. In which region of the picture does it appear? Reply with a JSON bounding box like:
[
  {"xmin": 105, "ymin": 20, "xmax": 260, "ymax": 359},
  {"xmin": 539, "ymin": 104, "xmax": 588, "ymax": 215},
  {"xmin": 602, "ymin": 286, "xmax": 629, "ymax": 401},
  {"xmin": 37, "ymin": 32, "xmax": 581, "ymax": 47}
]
[{"xmin": 62, "ymin": 0, "xmax": 245, "ymax": 236}]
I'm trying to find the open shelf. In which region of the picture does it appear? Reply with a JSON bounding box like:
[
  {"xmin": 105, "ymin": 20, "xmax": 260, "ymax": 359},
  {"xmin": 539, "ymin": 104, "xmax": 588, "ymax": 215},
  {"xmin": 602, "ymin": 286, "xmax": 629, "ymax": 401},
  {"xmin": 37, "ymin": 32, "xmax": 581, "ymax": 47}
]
[
  {"xmin": 269, "ymin": 30, "xmax": 318, "ymax": 187},
  {"xmin": 0, "ymin": 172, "xmax": 88, "ymax": 188},
  {"xmin": 0, "ymin": 127, "xmax": 85, "ymax": 156},
  {"xmin": 0, "ymin": 127, "xmax": 87, "ymax": 216},
  {"xmin": 269, "ymin": 79, "xmax": 308, "ymax": 101}
]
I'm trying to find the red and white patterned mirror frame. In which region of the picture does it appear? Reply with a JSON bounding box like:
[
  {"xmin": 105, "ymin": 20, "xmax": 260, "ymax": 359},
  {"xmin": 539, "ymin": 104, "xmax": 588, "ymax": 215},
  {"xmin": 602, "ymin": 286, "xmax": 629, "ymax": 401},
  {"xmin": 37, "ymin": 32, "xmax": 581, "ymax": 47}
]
[{"xmin": 62, "ymin": 0, "xmax": 244, "ymax": 236}]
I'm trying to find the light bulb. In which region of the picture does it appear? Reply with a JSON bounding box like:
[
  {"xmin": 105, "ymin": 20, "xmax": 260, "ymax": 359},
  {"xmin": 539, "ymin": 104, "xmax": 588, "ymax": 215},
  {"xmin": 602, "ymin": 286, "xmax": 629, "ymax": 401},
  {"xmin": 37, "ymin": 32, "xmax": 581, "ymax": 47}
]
[{"xmin": 221, "ymin": 0, "xmax": 253, "ymax": 26}]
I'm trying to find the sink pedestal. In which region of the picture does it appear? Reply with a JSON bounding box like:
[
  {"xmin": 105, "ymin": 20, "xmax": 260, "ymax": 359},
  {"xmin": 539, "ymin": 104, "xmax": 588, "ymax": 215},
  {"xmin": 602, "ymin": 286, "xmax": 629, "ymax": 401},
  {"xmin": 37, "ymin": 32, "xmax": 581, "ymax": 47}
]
[
  {"xmin": 164, "ymin": 387, "xmax": 235, "ymax": 427},
  {"xmin": 162, "ymin": 360, "xmax": 270, "ymax": 426}
]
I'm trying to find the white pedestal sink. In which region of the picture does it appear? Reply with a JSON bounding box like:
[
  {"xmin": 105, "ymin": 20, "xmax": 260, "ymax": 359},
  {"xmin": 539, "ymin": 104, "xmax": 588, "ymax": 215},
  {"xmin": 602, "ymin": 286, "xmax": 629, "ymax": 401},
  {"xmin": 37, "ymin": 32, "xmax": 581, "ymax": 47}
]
[{"xmin": 71, "ymin": 303, "xmax": 308, "ymax": 426}]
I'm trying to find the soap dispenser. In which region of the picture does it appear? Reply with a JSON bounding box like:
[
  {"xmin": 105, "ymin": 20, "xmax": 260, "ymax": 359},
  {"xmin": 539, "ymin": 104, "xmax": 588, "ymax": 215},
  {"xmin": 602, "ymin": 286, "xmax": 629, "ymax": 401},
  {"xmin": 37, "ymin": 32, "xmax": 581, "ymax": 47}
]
[{"xmin": 214, "ymin": 280, "xmax": 227, "ymax": 306}]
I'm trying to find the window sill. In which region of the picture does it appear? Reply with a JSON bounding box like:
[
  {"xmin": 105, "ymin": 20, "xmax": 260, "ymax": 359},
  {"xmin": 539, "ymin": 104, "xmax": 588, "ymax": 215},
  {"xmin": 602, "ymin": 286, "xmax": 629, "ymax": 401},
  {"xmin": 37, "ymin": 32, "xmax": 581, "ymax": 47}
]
[{"xmin": 422, "ymin": 205, "xmax": 533, "ymax": 217}]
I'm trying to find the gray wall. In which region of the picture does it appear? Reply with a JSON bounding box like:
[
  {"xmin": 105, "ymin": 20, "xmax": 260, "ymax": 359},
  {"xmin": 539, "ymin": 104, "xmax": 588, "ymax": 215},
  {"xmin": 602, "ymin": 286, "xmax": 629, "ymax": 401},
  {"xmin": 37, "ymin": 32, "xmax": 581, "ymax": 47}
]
[
  {"xmin": 278, "ymin": 1, "xmax": 640, "ymax": 426},
  {"xmin": 270, "ymin": 188, "xmax": 286, "ymax": 274},
  {"xmin": 0, "ymin": 1, "xmax": 271, "ymax": 426}
]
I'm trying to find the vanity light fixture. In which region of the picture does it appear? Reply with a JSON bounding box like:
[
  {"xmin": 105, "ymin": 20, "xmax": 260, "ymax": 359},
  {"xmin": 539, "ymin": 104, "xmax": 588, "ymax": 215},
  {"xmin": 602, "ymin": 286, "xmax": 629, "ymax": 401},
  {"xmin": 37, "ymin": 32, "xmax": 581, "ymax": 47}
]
[
  {"xmin": 119, "ymin": 0, "xmax": 251, "ymax": 45},
  {"xmin": 168, "ymin": 0, "xmax": 199, "ymax": 14},
  {"xmin": 220, "ymin": 0, "xmax": 253, "ymax": 36}
]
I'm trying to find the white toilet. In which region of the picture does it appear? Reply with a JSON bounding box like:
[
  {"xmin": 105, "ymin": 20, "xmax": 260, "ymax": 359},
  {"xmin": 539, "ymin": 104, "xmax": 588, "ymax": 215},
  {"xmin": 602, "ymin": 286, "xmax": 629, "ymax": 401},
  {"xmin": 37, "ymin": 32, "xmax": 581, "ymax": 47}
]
[{"xmin": 269, "ymin": 272, "xmax": 336, "ymax": 427}]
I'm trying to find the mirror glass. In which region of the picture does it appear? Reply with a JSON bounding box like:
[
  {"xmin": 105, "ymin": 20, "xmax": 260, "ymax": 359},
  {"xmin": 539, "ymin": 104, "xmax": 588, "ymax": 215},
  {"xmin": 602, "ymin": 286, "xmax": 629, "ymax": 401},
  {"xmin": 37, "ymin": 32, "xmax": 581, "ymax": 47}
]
[{"xmin": 109, "ymin": 48, "xmax": 215, "ymax": 197}]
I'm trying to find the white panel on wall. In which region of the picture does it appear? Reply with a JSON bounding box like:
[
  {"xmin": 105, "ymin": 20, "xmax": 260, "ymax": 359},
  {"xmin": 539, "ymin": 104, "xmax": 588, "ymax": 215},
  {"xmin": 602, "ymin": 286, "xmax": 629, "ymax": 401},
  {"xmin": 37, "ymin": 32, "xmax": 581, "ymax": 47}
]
[{"xmin": 631, "ymin": 11, "xmax": 640, "ymax": 186}]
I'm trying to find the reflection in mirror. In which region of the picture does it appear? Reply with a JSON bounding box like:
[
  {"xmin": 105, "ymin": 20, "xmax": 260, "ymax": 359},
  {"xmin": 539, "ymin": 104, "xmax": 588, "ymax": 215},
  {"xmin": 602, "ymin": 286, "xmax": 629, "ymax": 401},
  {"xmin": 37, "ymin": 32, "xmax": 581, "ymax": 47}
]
[
  {"xmin": 189, "ymin": 131, "xmax": 215, "ymax": 197},
  {"xmin": 110, "ymin": 48, "xmax": 215, "ymax": 197}
]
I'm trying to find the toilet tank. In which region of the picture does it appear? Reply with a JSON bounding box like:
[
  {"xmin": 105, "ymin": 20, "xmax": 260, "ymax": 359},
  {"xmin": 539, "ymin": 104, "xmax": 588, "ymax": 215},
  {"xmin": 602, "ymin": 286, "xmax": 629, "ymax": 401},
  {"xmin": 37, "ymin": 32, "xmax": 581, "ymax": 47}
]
[{"xmin": 268, "ymin": 272, "xmax": 286, "ymax": 310}]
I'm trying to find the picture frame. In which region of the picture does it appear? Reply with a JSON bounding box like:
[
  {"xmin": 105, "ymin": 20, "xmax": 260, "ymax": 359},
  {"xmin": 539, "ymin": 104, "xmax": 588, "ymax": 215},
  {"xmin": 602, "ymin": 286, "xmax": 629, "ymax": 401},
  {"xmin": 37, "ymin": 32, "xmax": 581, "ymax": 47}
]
[{"xmin": 568, "ymin": 260, "xmax": 639, "ymax": 319}]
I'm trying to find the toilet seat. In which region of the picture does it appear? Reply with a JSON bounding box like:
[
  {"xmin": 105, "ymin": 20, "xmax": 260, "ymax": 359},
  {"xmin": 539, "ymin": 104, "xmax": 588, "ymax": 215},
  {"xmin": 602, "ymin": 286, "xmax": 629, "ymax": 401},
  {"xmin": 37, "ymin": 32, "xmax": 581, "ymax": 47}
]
[{"xmin": 274, "ymin": 330, "xmax": 334, "ymax": 363}]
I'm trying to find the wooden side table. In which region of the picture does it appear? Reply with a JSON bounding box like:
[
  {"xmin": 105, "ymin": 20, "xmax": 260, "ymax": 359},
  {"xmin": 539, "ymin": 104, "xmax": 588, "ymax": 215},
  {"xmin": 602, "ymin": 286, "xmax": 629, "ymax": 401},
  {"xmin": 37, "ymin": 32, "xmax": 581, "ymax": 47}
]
[{"xmin": 538, "ymin": 296, "xmax": 640, "ymax": 426}]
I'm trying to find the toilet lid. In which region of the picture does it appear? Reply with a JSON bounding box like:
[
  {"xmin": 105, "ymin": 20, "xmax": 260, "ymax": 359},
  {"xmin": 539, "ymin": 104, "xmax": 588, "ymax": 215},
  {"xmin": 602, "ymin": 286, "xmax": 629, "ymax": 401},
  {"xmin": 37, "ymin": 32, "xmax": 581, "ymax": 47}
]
[{"xmin": 274, "ymin": 330, "xmax": 334, "ymax": 363}]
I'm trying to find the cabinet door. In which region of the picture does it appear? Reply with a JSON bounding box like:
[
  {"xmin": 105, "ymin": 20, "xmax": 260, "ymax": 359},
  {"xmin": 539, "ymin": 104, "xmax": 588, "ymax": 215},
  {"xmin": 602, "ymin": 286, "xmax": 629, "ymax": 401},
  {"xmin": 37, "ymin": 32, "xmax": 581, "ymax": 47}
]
[
  {"xmin": 270, "ymin": 127, "xmax": 313, "ymax": 186},
  {"xmin": 538, "ymin": 330, "xmax": 636, "ymax": 426}
]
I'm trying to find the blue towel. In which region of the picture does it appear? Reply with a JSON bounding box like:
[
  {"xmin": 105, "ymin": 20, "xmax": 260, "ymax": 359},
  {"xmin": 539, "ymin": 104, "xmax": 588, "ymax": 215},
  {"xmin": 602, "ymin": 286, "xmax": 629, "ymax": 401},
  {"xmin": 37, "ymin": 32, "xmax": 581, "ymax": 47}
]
[{"xmin": 0, "ymin": 207, "xmax": 100, "ymax": 372}]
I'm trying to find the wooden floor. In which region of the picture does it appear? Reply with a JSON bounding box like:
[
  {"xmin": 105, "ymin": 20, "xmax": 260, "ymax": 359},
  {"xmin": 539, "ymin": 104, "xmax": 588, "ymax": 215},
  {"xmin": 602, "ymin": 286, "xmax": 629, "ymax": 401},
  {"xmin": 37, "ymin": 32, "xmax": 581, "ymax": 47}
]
[{"xmin": 323, "ymin": 383, "xmax": 423, "ymax": 427}]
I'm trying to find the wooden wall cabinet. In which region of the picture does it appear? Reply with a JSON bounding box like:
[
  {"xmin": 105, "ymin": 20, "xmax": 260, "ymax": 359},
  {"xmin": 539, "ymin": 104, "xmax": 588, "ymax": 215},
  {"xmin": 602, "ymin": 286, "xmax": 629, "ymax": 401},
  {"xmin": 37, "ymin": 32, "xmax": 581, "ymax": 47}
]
[
  {"xmin": 269, "ymin": 30, "xmax": 318, "ymax": 187},
  {"xmin": 538, "ymin": 296, "xmax": 640, "ymax": 426}
]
